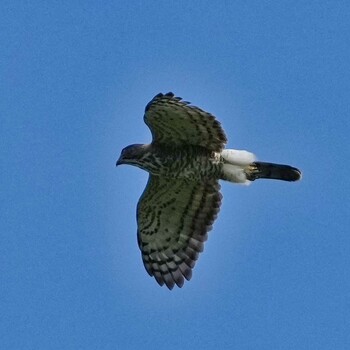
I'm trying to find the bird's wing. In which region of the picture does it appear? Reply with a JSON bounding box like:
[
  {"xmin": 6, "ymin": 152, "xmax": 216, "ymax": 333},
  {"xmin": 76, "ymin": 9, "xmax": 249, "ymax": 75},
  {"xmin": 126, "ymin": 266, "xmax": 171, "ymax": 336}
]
[
  {"xmin": 144, "ymin": 92, "xmax": 227, "ymax": 152},
  {"xmin": 137, "ymin": 175, "xmax": 222, "ymax": 289}
]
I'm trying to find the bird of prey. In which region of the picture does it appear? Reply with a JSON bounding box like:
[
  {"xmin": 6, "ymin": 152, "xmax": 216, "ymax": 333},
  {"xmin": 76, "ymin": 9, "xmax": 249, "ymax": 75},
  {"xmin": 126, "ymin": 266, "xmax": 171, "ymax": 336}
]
[{"xmin": 116, "ymin": 92, "xmax": 301, "ymax": 289}]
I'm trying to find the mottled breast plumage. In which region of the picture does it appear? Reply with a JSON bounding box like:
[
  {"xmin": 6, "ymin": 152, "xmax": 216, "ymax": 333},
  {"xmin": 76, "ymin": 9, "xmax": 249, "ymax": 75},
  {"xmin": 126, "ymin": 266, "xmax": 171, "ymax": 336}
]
[{"xmin": 141, "ymin": 144, "xmax": 223, "ymax": 181}]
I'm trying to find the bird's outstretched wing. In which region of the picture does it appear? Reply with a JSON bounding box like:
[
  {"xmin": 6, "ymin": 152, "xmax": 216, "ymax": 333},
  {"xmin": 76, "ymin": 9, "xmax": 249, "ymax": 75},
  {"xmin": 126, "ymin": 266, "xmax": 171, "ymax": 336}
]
[
  {"xmin": 137, "ymin": 175, "xmax": 222, "ymax": 289},
  {"xmin": 144, "ymin": 92, "xmax": 227, "ymax": 152}
]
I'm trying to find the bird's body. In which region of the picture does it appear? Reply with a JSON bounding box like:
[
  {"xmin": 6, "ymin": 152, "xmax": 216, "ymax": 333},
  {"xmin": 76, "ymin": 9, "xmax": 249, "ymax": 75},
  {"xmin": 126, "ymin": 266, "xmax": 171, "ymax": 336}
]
[
  {"xmin": 117, "ymin": 92, "xmax": 301, "ymax": 289},
  {"xmin": 121, "ymin": 144, "xmax": 223, "ymax": 180}
]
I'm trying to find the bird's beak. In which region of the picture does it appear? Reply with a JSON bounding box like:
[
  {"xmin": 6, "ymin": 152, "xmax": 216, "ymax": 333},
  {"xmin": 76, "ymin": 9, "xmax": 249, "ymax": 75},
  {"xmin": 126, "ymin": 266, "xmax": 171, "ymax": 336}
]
[{"xmin": 116, "ymin": 157, "xmax": 123, "ymax": 166}]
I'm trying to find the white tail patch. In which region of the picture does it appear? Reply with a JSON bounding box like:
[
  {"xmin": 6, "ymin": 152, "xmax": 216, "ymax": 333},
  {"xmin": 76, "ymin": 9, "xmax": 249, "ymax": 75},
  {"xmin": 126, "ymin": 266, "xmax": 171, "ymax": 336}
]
[
  {"xmin": 222, "ymin": 164, "xmax": 250, "ymax": 184},
  {"xmin": 221, "ymin": 149, "xmax": 256, "ymax": 165},
  {"xmin": 221, "ymin": 149, "xmax": 256, "ymax": 184}
]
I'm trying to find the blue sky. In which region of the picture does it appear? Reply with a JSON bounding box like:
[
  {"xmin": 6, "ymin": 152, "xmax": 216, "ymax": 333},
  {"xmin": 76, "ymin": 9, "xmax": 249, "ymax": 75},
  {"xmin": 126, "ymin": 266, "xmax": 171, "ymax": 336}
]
[{"xmin": 1, "ymin": 1, "xmax": 349, "ymax": 349}]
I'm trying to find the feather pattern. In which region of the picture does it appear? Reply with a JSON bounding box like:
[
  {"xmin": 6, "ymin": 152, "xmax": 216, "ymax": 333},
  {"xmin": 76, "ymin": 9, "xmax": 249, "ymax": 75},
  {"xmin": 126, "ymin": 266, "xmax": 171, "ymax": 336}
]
[
  {"xmin": 144, "ymin": 92, "xmax": 227, "ymax": 152},
  {"xmin": 137, "ymin": 175, "xmax": 222, "ymax": 289}
]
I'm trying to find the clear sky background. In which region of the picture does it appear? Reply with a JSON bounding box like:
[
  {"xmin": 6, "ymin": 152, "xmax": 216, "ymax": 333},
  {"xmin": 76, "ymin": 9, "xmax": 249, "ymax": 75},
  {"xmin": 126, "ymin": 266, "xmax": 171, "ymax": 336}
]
[{"xmin": 1, "ymin": 1, "xmax": 349, "ymax": 349}]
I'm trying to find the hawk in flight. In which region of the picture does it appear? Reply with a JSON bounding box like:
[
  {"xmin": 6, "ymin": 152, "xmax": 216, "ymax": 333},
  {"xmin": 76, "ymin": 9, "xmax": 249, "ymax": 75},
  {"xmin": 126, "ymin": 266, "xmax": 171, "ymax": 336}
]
[{"xmin": 117, "ymin": 92, "xmax": 301, "ymax": 289}]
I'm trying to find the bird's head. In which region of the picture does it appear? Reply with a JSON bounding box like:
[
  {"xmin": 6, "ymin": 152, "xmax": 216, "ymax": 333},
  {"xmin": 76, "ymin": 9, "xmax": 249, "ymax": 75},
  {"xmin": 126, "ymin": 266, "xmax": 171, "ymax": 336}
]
[{"xmin": 116, "ymin": 144, "xmax": 148, "ymax": 168}]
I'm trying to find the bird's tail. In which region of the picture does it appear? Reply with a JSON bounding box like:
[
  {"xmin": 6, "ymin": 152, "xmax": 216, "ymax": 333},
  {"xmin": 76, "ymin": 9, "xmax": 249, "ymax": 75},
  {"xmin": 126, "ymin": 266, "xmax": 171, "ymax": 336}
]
[
  {"xmin": 220, "ymin": 149, "xmax": 301, "ymax": 184},
  {"xmin": 245, "ymin": 162, "xmax": 301, "ymax": 182}
]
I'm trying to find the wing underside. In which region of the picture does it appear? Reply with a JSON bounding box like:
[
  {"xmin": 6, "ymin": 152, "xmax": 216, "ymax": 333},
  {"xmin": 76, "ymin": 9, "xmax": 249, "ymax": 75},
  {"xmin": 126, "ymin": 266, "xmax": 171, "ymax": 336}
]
[
  {"xmin": 144, "ymin": 92, "xmax": 227, "ymax": 152},
  {"xmin": 137, "ymin": 175, "xmax": 222, "ymax": 289}
]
